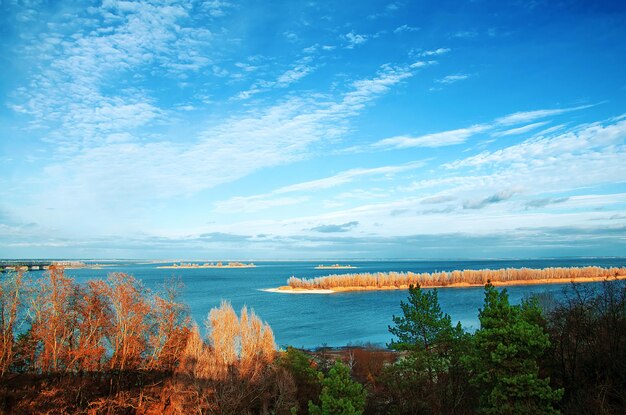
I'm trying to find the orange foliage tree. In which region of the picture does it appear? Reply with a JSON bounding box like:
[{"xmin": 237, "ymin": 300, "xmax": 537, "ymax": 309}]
[
  {"xmin": 178, "ymin": 301, "xmax": 276, "ymax": 381},
  {"xmin": 105, "ymin": 273, "xmax": 153, "ymax": 371},
  {"xmin": 207, "ymin": 301, "xmax": 275, "ymax": 380},
  {"xmin": 0, "ymin": 269, "xmax": 24, "ymax": 375},
  {"xmin": 146, "ymin": 278, "xmax": 191, "ymax": 371},
  {"xmin": 27, "ymin": 265, "xmax": 78, "ymax": 373}
]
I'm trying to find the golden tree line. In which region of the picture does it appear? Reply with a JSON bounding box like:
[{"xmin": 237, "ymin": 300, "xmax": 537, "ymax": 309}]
[
  {"xmin": 0, "ymin": 266, "xmax": 275, "ymax": 379},
  {"xmin": 287, "ymin": 266, "xmax": 626, "ymax": 290}
]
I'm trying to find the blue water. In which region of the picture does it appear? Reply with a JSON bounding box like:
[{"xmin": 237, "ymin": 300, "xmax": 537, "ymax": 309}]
[{"xmin": 25, "ymin": 258, "xmax": 625, "ymax": 349}]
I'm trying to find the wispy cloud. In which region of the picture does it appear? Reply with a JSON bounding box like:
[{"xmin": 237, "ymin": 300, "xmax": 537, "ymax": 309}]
[
  {"xmin": 524, "ymin": 197, "xmax": 569, "ymax": 209},
  {"xmin": 495, "ymin": 104, "xmax": 595, "ymax": 126},
  {"xmin": 463, "ymin": 190, "xmax": 516, "ymax": 209},
  {"xmin": 394, "ymin": 25, "xmax": 419, "ymax": 34},
  {"xmin": 436, "ymin": 73, "xmax": 470, "ymax": 84},
  {"xmin": 374, "ymin": 125, "xmax": 488, "ymax": 149},
  {"xmin": 236, "ymin": 57, "xmax": 316, "ymax": 100},
  {"xmin": 492, "ymin": 121, "xmax": 550, "ymax": 137},
  {"xmin": 11, "ymin": 1, "xmax": 213, "ymax": 151},
  {"xmin": 371, "ymin": 104, "xmax": 594, "ymax": 151},
  {"xmin": 213, "ymin": 161, "xmax": 424, "ymax": 213},
  {"xmin": 447, "ymin": 118, "xmax": 626, "ymax": 169},
  {"xmin": 12, "ymin": 61, "xmax": 423, "ymax": 234},
  {"xmin": 416, "ymin": 48, "xmax": 451, "ymax": 57},
  {"xmin": 452, "ymin": 31, "xmax": 477, "ymax": 38},
  {"xmin": 201, "ymin": 0, "xmax": 235, "ymax": 17},
  {"xmin": 310, "ymin": 221, "xmax": 359, "ymax": 233}
]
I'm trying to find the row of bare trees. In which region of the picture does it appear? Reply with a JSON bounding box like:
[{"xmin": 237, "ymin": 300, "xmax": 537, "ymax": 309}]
[
  {"xmin": 287, "ymin": 266, "xmax": 626, "ymax": 290},
  {"xmin": 0, "ymin": 266, "xmax": 275, "ymax": 379}
]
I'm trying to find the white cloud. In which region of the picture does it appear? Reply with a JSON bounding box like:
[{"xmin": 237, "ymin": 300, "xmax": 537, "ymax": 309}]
[
  {"xmin": 436, "ymin": 74, "xmax": 470, "ymax": 84},
  {"xmin": 201, "ymin": 0, "xmax": 234, "ymax": 17},
  {"xmin": 236, "ymin": 57, "xmax": 316, "ymax": 100},
  {"xmin": 448, "ymin": 118, "xmax": 626, "ymax": 169},
  {"xmin": 213, "ymin": 161, "xmax": 425, "ymax": 213},
  {"xmin": 417, "ymin": 48, "xmax": 450, "ymax": 57},
  {"xmin": 283, "ymin": 31, "xmax": 299, "ymax": 42},
  {"xmin": 371, "ymin": 105, "xmax": 594, "ymax": 151},
  {"xmin": 491, "ymin": 121, "xmax": 550, "ymax": 137},
  {"xmin": 11, "ymin": 1, "xmax": 213, "ymax": 151},
  {"xmin": 374, "ymin": 125, "xmax": 489, "ymax": 149},
  {"xmin": 495, "ymin": 104, "xmax": 594, "ymax": 126},
  {"xmin": 10, "ymin": 63, "xmax": 421, "ymax": 233},
  {"xmin": 394, "ymin": 25, "xmax": 419, "ymax": 34},
  {"xmin": 410, "ymin": 60, "xmax": 437, "ymax": 69},
  {"xmin": 344, "ymin": 31, "xmax": 368, "ymax": 48}
]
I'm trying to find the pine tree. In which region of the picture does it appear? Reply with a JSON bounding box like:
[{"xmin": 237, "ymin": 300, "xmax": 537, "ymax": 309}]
[
  {"xmin": 385, "ymin": 284, "xmax": 471, "ymax": 414},
  {"xmin": 308, "ymin": 361, "xmax": 366, "ymax": 415},
  {"xmin": 471, "ymin": 283, "xmax": 563, "ymax": 414}
]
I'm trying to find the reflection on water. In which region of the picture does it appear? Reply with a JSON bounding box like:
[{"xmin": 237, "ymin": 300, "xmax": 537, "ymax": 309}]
[{"xmin": 25, "ymin": 258, "xmax": 624, "ymax": 348}]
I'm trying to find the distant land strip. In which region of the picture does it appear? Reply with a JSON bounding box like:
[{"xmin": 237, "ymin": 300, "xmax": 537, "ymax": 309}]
[
  {"xmin": 269, "ymin": 266, "xmax": 626, "ymax": 294},
  {"xmin": 314, "ymin": 264, "xmax": 358, "ymax": 270},
  {"xmin": 157, "ymin": 262, "xmax": 256, "ymax": 269}
]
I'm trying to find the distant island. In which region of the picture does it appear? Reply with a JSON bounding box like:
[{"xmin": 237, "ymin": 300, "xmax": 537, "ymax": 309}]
[
  {"xmin": 0, "ymin": 261, "xmax": 108, "ymax": 272},
  {"xmin": 314, "ymin": 264, "xmax": 358, "ymax": 270},
  {"xmin": 267, "ymin": 266, "xmax": 626, "ymax": 294},
  {"xmin": 158, "ymin": 261, "xmax": 256, "ymax": 269}
]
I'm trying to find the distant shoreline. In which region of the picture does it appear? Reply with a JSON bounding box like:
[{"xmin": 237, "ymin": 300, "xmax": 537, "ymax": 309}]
[
  {"xmin": 268, "ymin": 275, "xmax": 626, "ymax": 294},
  {"xmin": 314, "ymin": 264, "xmax": 358, "ymax": 270},
  {"xmin": 158, "ymin": 262, "xmax": 256, "ymax": 269}
]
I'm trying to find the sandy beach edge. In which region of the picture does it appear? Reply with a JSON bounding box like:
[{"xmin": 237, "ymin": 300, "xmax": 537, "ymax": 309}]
[{"xmin": 265, "ymin": 275, "xmax": 626, "ymax": 294}]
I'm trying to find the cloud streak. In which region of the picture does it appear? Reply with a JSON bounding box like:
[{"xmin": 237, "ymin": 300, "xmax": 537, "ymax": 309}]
[
  {"xmin": 213, "ymin": 161, "xmax": 425, "ymax": 213},
  {"xmin": 372, "ymin": 104, "xmax": 594, "ymax": 150},
  {"xmin": 310, "ymin": 221, "xmax": 359, "ymax": 233}
]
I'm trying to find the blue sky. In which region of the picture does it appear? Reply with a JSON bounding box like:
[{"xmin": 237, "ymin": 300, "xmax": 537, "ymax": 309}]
[{"xmin": 1, "ymin": 0, "xmax": 626, "ymax": 259}]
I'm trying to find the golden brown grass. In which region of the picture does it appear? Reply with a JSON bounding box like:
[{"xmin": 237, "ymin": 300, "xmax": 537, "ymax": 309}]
[{"xmin": 285, "ymin": 266, "xmax": 626, "ymax": 291}]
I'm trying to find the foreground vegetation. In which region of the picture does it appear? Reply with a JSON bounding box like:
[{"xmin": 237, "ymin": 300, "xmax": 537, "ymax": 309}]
[
  {"xmin": 285, "ymin": 266, "xmax": 626, "ymax": 291},
  {"xmin": 0, "ymin": 267, "xmax": 624, "ymax": 414}
]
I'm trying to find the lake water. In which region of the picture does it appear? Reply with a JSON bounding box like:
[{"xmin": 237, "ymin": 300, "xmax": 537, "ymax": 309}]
[{"xmin": 26, "ymin": 258, "xmax": 625, "ymax": 349}]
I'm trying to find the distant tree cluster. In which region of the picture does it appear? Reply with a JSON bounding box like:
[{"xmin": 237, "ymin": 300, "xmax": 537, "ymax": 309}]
[{"xmin": 287, "ymin": 266, "xmax": 626, "ymax": 290}]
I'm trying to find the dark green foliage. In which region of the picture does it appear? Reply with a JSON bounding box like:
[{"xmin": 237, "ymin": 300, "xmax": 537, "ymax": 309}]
[
  {"xmin": 308, "ymin": 361, "xmax": 366, "ymax": 415},
  {"xmin": 470, "ymin": 284, "xmax": 563, "ymax": 414},
  {"xmin": 383, "ymin": 285, "xmax": 474, "ymax": 414},
  {"xmin": 280, "ymin": 347, "xmax": 322, "ymax": 413}
]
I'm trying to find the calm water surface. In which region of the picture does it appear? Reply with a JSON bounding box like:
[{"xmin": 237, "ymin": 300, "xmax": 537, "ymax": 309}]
[{"xmin": 29, "ymin": 258, "xmax": 625, "ymax": 349}]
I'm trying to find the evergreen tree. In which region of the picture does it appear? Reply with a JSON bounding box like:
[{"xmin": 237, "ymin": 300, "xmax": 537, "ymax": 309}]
[
  {"xmin": 308, "ymin": 361, "xmax": 366, "ymax": 415},
  {"xmin": 385, "ymin": 284, "xmax": 472, "ymax": 414},
  {"xmin": 388, "ymin": 284, "xmax": 455, "ymax": 354},
  {"xmin": 471, "ymin": 283, "xmax": 563, "ymax": 414}
]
